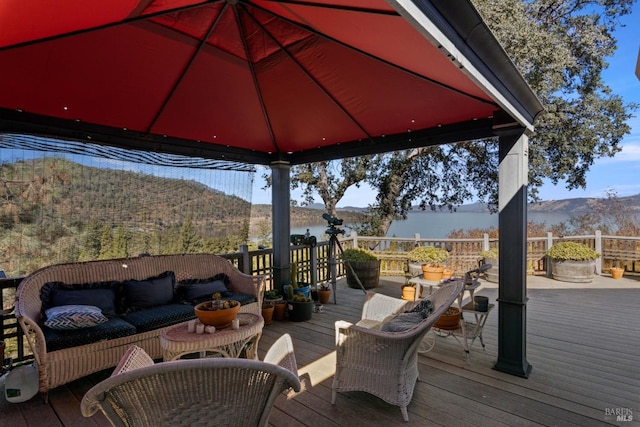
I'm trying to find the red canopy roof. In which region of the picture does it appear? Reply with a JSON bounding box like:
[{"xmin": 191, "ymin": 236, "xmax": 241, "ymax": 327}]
[{"xmin": 0, "ymin": 0, "xmax": 542, "ymax": 165}]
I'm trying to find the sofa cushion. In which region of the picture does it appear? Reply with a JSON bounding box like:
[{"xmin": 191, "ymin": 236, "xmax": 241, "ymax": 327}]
[
  {"xmin": 44, "ymin": 305, "xmax": 108, "ymax": 330},
  {"xmin": 41, "ymin": 280, "xmax": 120, "ymax": 316},
  {"xmin": 176, "ymin": 273, "xmax": 232, "ymax": 304},
  {"xmin": 122, "ymin": 271, "xmax": 175, "ymax": 312},
  {"xmin": 43, "ymin": 317, "xmax": 137, "ymax": 352},
  {"xmin": 122, "ymin": 303, "xmax": 196, "ymax": 333},
  {"xmin": 223, "ymin": 292, "xmax": 256, "ymax": 306}
]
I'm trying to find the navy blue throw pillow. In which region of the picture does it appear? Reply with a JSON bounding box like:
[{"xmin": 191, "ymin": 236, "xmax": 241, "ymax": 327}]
[
  {"xmin": 176, "ymin": 273, "xmax": 231, "ymax": 304},
  {"xmin": 122, "ymin": 271, "xmax": 175, "ymax": 312},
  {"xmin": 41, "ymin": 281, "xmax": 120, "ymax": 317}
]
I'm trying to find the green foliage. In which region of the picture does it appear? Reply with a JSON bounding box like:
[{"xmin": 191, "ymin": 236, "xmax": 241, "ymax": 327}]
[
  {"xmin": 546, "ymin": 242, "xmax": 600, "ymax": 261},
  {"xmin": 290, "ymin": 262, "xmax": 298, "ymax": 288},
  {"xmin": 289, "ymin": 293, "xmax": 312, "ymax": 303},
  {"xmin": 406, "ymin": 246, "xmax": 449, "ymax": 264},
  {"xmin": 340, "ymin": 248, "xmax": 378, "ymax": 262},
  {"xmin": 283, "ymin": 0, "xmax": 637, "ymax": 238},
  {"xmin": 0, "ymin": 156, "xmax": 252, "ymax": 277},
  {"xmin": 480, "ymin": 248, "xmax": 499, "ymax": 258},
  {"xmin": 264, "ymin": 289, "xmax": 281, "ymax": 300}
]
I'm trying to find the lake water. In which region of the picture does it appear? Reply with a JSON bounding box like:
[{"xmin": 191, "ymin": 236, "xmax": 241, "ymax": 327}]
[{"xmin": 291, "ymin": 210, "xmax": 571, "ymax": 240}]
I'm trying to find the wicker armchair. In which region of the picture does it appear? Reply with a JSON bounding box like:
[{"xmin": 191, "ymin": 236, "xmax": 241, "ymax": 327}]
[
  {"xmin": 82, "ymin": 334, "xmax": 300, "ymax": 427},
  {"xmin": 332, "ymin": 281, "xmax": 463, "ymax": 422}
]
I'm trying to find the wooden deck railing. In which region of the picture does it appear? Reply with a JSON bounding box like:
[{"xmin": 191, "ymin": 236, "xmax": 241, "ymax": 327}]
[{"xmin": 1, "ymin": 231, "xmax": 638, "ymax": 365}]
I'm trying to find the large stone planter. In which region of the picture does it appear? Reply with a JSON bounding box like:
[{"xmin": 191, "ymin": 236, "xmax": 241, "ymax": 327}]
[
  {"xmin": 550, "ymin": 259, "xmax": 596, "ymax": 283},
  {"xmin": 483, "ymin": 257, "xmax": 499, "ymax": 283},
  {"xmin": 345, "ymin": 260, "xmax": 381, "ymax": 289}
]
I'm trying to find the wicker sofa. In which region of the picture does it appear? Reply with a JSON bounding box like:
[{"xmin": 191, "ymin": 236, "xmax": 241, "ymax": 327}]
[{"xmin": 15, "ymin": 253, "xmax": 265, "ymax": 398}]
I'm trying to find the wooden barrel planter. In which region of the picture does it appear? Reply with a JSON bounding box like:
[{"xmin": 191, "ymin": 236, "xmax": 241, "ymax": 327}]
[
  {"xmin": 345, "ymin": 260, "xmax": 381, "ymax": 289},
  {"xmin": 550, "ymin": 259, "xmax": 596, "ymax": 283}
]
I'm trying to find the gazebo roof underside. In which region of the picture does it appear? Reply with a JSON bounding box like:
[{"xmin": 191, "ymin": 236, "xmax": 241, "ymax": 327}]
[{"xmin": 0, "ymin": 0, "xmax": 543, "ymax": 166}]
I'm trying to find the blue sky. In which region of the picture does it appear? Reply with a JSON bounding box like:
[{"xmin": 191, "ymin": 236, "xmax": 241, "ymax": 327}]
[{"xmin": 252, "ymin": 3, "xmax": 640, "ymax": 207}]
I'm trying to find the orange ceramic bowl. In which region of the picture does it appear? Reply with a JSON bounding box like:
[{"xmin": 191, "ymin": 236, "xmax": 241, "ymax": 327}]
[{"xmin": 194, "ymin": 301, "xmax": 240, "ymax": 328}]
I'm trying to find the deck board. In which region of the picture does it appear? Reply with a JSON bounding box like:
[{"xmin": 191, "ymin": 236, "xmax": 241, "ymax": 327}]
[{"xmin": 1, "ymin": 274, "xmax": 638, "ymax": 426}]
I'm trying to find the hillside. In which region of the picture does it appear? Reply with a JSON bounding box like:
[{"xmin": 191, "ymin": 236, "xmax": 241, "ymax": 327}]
[{"xmin": 0, "ymin": 157, "xmax": 251, "ymax": 237}]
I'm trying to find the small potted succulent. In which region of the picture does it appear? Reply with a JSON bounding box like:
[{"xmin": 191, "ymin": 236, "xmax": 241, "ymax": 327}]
[
  {"xmin": 316, "ymin": 282, "xmax": 332, "ymax": 304},
  {"xmin": 546, "ymin": 242, "xmax": 600, "ymax": 283},
  {"xmin": 261, "ymin": 300, "xmax": 275, "ymax": 325},
  {"xmin": 340, "ymin": 248, "xmax": 380, "ymax": 289}
]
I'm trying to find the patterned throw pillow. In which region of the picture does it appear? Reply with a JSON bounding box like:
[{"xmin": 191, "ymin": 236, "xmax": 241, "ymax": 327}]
[{"xmin": 44, "ymin": 305, "xmax": 108, "ymax": 330}]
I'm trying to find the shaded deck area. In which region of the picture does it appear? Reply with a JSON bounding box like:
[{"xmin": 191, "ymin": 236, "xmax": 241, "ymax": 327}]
[{"xmin": 2, "ymin": 274, "xmax": 639, "ymax": 426}]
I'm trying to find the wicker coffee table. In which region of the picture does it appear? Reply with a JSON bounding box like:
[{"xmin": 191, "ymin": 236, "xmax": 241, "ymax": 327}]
[{"xmin": 160, "ymin": 313, "xmax": 264, "ymax": 361}]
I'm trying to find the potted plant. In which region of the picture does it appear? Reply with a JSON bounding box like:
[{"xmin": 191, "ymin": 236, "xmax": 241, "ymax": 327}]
[
  {"xmin": 273, "ymin": 299, "xmax": 288, "ymax": 321},
  {"xmin": 610, "ymin": 260, "xmax": 624, "ymax": 279},
  {"xmin": 317, "ymin": 282, "xmax": 332, "ymax": 304},
  {"xmin": 546, "ymin": 242, "xmax": 600, "ymax": 283},
  {"xmin": 194, "ymin": 293, "xmax": 241, "ymax": 328},
  {"xmin": 340, "ymin": 248, "xmax": 381, "ymax": 289},
  {"xmin": 406, "ymin": 246, "xmax": 449, "ymax": 281},
  {"xmin": 479, "ymin": 247, "xmax": 499, "ymax": 283},
  {"xmin": 261, "ymin": 300, "xmax": 275, "ymax": 325},
  {"xmin": 401, "ymin": 283, "xmax": 417, "ymax": 301},
  {"xmin": 284, "ymin": 262, "xmax": 311, "ymax": 299},
  {"xmin": 264, "ymin": 289, "xmax": 283, "ymax": 302},
  {"xmin": 286, "ymin": 286, "xmax": 313, "ymax": 322}
]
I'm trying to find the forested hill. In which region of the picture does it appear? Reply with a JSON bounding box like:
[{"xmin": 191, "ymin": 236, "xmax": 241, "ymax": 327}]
[{"xmin": 0, "ymin": 157, "xmax": 251, "ymax": 236}]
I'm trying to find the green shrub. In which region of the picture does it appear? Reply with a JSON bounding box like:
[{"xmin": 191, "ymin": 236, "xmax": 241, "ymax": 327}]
[
  {"xmin": 480, "ymin": 248, "xmax": 499, "ymax": 258},
  {"xmin": 340, "ymin": 248, "xmax": 378, "ymax": 262},
  {"xmin": 546, "ymin": 242, "xmax": 600, "ymax": 261},
  {"xmin": 406, "ymin": 246, "xmax": 449, "ymax": 264}
]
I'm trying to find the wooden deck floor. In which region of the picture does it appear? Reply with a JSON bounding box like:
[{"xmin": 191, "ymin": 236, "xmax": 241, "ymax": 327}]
[{"xmin": 2, "ymin": 275, "xmax": 639, "ymax": 426}]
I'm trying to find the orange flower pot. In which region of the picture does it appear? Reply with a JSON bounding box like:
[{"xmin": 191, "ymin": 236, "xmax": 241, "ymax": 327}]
[
  {"xmin": 422, "ymin": 265, "xmax": 444, "ymax": 281},
  {"xmin": 194, "ymin": 300, "xmax": 240, "ymax": 328},
  {"xmin": 610, "ymin": 267, "xmax": 624, "ymax": 279}
]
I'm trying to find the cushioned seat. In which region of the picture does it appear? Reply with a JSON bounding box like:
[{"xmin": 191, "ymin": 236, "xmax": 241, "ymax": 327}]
[
  {"xmin": 122, "ymin": 304, "xmax": 196, "ymax": 333},
  {"xmin": 43, "ymin": 317, "xmax": 137, "ymax": 352}
]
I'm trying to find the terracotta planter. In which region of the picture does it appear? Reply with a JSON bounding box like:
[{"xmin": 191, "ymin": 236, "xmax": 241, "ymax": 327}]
[
  {"xmin": 550, "ymin": 259, "xmax": 596, "ymax": 283},
  {"xmin": 610, "ymin": 267, "xmax": 624, "ymax": 279},
  {"xmin": 194, "ymin": 300, "xmax": 241, "ymax": 328},
  {"xmin": 441, "ymin": 268, "xmax": 453, "ymax": 280},
  {"xmin": 261, "ymin": 304, "xmax": 275, "ymax": 325},
  {"xmin": 317, "ymin": 289, "xmax": 331, "ymax": 304},
  {"xmin": 422, "ymin": 265, "xmax": 444, "ymax": 281},
  {"xmin": 273, "ymin": 301, "xmax": 287, "ymax": 320},
  {"xmin": 434, "ymin": 306, "xmax": 461, "ymax": 329},
  {"xmin": 401, "ymin": 286, "xmax": 416, "ymax": 301}
]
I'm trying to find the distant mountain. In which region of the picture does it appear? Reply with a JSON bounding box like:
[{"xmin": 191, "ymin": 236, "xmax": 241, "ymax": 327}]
[{"xmin": 289, "ymin": 194, "xmax": 640, "ymax": 215}]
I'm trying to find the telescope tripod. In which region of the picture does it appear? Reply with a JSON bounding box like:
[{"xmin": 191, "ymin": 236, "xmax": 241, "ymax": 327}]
[{"xmin": 327, "ymin": 233, "xmax": 367, "ymax": 304}]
